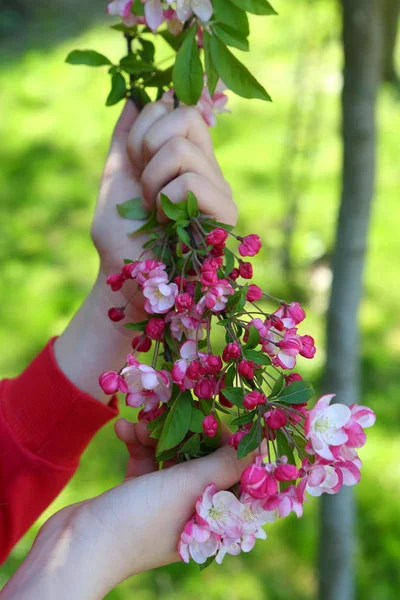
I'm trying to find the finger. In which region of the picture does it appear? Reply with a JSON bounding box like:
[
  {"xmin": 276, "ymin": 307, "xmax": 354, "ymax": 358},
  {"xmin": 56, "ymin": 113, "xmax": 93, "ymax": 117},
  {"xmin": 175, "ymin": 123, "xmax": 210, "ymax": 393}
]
[
  {"xmin": 142, "ymin": 105, "xmax": 217, "ymax": 169},
  {"xmin": 114, "ymin": 419, "xmax": 157, "ymax": 478},
  {"xmin": 102, "ymin": 101, "xmax": 140, "ymax": 183},
  {"xmin": 141, "ymin": 137, "xmax": 229, "ymax": 210},
  {"xmin": 127, "ymin": 102, "xmax": 170, "ymax": 172},
  {"xmin": 156, "ymin": 173, "xmax": 237, "ymax": 226},
  {"xmin": 115, "ymin": 419, "xmax": 157, "ymax": 449}
]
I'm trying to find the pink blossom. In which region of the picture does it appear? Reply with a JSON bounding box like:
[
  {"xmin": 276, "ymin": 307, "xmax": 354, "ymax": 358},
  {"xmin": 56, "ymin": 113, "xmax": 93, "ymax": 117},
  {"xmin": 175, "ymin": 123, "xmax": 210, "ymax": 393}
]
[
  {"xmin": 243, "ymin": 390, "xmax": 266, "ymax": 410},
  {"xmin": 196, "ymin": 82, "xmax": 230, "ymax": 128},
  {"xmin": 274, "ymin": 302, "xmax": 306, "ymax": 328},
  {"xmin": 262, "ymin": 485, "xmax": 304, "ymax": 518},
  {"xmin": 143, "ymin": 277, "xmax": 178, "ymax": 314},
  {"xmin": 273, "ymin": 328, "xmax": 303, "ymax": 370},
  {"xmin": 143, "ymin": 0, "xmax": 164, "ymax": 31},
  {"xmin": 275, "ymin": 463, "xmax": 299, "ymax": 482},
  {"xmin": 241, "ymin": 463, "xmax": 278, "ymax": 499},
  {"xmin": 179, "ymin": 517, "xmax": 220, "ymax": 565},
  {"xmin": 305, "ymin": 394, "xmax": 351, "ymax": 461},
  {"xmin": 176, "ymin": 0, "xmax": 213, "ymax": 22},
  {"xmin": 247, "ymin": 284, "xmax": 263, "ymax": 302},
  {"xmin": 166, "ymin": 310, "xmax": 204, "ymax": 341},
  {"xmin": 175, "ymin": 293, "xmax": 193, "ymax": 312},
  {"xmin": 228, "ymin": 429, "xmax": 247, "ymax": 450},
  {"xmin": 145, "ymin": 317, "xmax": 165, "ymax": 340},
  {"xmin": 344, "ymin": 404, "xmax": 376, "ymax": 448},
  {"xmin": 107, "ymin": 1, "xmax": 139, "ymax": 26},
  {"xmin": 122, "ymin": 363, "xmax": 171, "ymax": 411},
  {"xmin": 171, "ymin": 340, "xmax": 198, "ymax": 390},
  {"xmin": 131, "ymin": 334, "xmax": 152, "ymax": 353},
  {"xmin": 108, "ymin": 307, "xmax": 125, "ymax": 322},
  {"xmin": 285, "ymin": 372, "xmax": 303, "ymax": 385},
  {"xmin": 238, "ymin": 234, "xmax": 262, "ymax": 257},
  {"xmin": 300, "ymin": 335, "xmax": 316, "ymax": 359},
  {"xmin": 132, "ymin": 260, "xmax": 167, "ymax": 286},
  {"xmin": 197, "ymin": 280, "xmax": 234, "ymax": 314},
  {"xmin": 249, "ymin": 318, "xmax": 269, "ymax": 338},
  {"xmin": 203, "ymin": 415, "xmax": 218, "ymax": 437},
  {"xmin": 196, "ymin": 484, "xmax": 244, "ymax": 538},
  {"xmin": 99, "ymin": 371, "xmax": 127, "ymax": 395}
]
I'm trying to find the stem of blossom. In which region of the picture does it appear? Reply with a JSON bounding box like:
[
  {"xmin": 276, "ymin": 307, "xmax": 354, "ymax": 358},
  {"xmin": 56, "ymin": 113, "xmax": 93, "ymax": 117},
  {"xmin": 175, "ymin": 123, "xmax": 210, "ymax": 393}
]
[
  {"xmin": 152, "ymin": 339, "xmax": 160, "ymax": 368},
  {"xmin": 124, "ymin": 33, "xmax": 143, "ymax": 111}
]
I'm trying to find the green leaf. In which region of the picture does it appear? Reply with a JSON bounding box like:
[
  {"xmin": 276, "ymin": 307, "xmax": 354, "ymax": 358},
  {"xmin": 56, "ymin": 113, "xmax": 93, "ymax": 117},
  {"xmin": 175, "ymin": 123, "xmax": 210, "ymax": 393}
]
[
  {"xmin": 225, "ymin": 285, "xmax": 248, "ymax": 311},
  {"xmin": 130, "ymin": 208, "xmax": 158, "ymax": 235},
  {"xmin": 224, "ymin": 364, "xmax": 236, "ymax": 387},
  {"xmin": 66, "ymin": 49, "xmax": 112, "ymax": 67},
  {"xmin": 173, "ymin": 25, "xmax": 204, "ymax": 105},
  {"xmin": 131, "ymin": 0, "xmax": 145, "ymax": 15},
  {"xmin": 120, "ymin": 54, "xmax": 154, "ymax": 74},
  {"xmin": 160, "ymin": 194, "xmax": 188, "ymax": 221},
  {"xmin": 229, "ymin": 0, "xmax": 277, "ymax": 15},
  {"xmin": 231, "ymin": 410, "xmax": 256, "ymax": 427},
  {"xmin": 159, "ymin": 29, "xmax": 185, "ymax": 52},
  {"xmin": 117, "ymin": 198, "xmax": 149, "ymax": 220},
  {"xmin": 187, "ymin": 191, "xmax": 199, "ymax": 218},
  {"xmin": 139, "ymin": 38, "xmax": 155, "ymax": 62},
  {"xmin": 212, "ymin": 0, "xmax": 250, "ymax": 36},
  {"xmin": 156, "ymin": 447, "xmax": 179, "ymax": 462},
  {"xmin": 237, "ymin": 420, "xmax": 259, "ymax": 459},
  {"xmin": 244, "ymin": 325, "xmax": 260, "ymax": 349},
  {"xmin": 181, "ymin": 433, "xmax": 201, "ymax": 456},
  {"xmin": 124, "ymin": 320, "xmax": 148, "ymax": 331},
  {"xmin": 199, "ymin": 555, "xmax": 216, "ymax": 571},
  {"xmin": 190, "ymin": 408, "xmax": 205, "ymax": 433},
  {"xmin": 242, "ymin": 348, "xmax": 271, "ymax": 365},
  {"xmin": 177, "ymin": 226, "xmax": 191, "ymax": 247},
  {"xmin": 221, "ymin": 387, "xmax": 245, "ymax": 407},
  {"xmin": 144, "ymin": 66, "xmax": 173, "ymax": 87},
  {"xmin": 224, "ymin": 248, "xmax": 235, "ymax": 276},
  {"xmin": 270, "ymin": 374, "xmax": 284, "ymax": 398},
  {"xmin": 209, "ymin": 36, "xmax": 271, "ymax": 102},
  {"xmin": 156, "ymin": 391, "xmax": 193, "ymax": 456},
  {"xmin": 164, "ymin": 327, "xmax": 181, "ymax": 356},
  {"xmin": 212, "ymin": 23, "xmax": 249, "ymax": 52},
  {"xmin": 276, "ymin": 430, "xmax": 295, "ymax": 465},
  {"xmin": 106, "ymin": 72, "xmax": 127, "ymax": 106},
  {"xmin": 277, "ymin": 381, "xmax": 314, "ymax": 405},
  {"xmin": 147, "ymin": 410, "xmax": 168, "ymax": 434},
  {"xmin": 203, "ymin": 31, "xmax": 219, "ymax": 96}
]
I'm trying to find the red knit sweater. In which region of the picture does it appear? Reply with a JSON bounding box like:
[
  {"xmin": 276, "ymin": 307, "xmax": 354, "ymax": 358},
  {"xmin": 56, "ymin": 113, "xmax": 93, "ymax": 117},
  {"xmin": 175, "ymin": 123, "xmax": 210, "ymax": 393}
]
[{"xmin": 0, "ymin": 339, "xmax": 118, "ymax": 564}]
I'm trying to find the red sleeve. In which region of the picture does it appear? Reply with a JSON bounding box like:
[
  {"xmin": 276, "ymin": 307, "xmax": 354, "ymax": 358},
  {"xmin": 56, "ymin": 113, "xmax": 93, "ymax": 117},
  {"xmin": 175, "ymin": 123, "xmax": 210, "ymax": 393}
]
[{"xmin": 0, "ymin": 338, "xmax": 119, "ymax": 564}]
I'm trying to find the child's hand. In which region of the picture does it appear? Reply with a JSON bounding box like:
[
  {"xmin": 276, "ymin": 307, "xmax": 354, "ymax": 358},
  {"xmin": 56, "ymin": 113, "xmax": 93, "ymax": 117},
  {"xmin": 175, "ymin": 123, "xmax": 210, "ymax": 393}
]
[
  {"xmin": 54, "ymin": 101, "xmax": 235, "ymax": 402},
  {"xmin": 2, "ymin": 428, "xmax": 254, "ymax": 600}
]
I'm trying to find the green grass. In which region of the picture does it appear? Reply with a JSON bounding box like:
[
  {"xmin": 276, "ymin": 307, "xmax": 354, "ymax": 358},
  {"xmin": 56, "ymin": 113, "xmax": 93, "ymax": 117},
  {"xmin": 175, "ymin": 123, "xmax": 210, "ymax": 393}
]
[{"xmin": 1, "ymin": 1, "xmax": 400, "ymax": 598}]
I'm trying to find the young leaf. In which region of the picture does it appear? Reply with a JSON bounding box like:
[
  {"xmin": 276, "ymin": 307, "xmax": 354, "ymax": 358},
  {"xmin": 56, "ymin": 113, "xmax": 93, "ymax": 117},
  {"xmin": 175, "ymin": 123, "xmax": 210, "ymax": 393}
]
[
  {"xmin": 160, "ymin": 194, "xmax": 188, "ymax": 221},
  {"xmin": 176, "ymin": 225, "xmax": 191, "ymax": 247},
  {"xmin": 156, "ymin": 391, "xmax": 193, "ymax": 455},
  {"xmin": 231, "ymin": 410, "xmax": 256, "ymax": 427},
  {"xmin": 199, "ymin": 555, "xmax": 216, "ymax": 571},
  {"xmin": 209, "ymin": 36, "xmax": 271, "ymax": 102},
  {"xmin": 244, "ymin": 325, "xmax": 260, "ymax": 349},
  {"xmin": 143, "ymin": 66, "xmax": 173, "ymax": 88},
  {"xmin": 242, "ymin": 348, "xmax": 271, "ymax": 365},
  {"xmin": 120, "ymin": 55, "xmax": 154, "ymax": 74},
  {"xmin": 117, "ymin": 198, "xmax": 149, "ymax": 220},
  {"xmin": 124, "ymin": 321, "xmax": 148, "ymax": 331},
  {"xmin": 130, "ymin": 208, "xmax": 158, "ymax": 235},
  {"xmin": 221, "ymin": 387, "xmax": 245, "ymax": 407},
  {"xmin": 212, "ymin": 0, "xmax": 250, "ymax": 36},
  {"xmin": 106, "ymin": 72, "xmax": 127, "ymax": 106},
  {"xmin": 211, "ymin": 23, "xmax": 249, "ymax": 52},
  {"xmin": 187, "ymin": 191, "xmax": 199, "ymax": 218},
  {"xmin": 229, "ymin": 0, "xmax": 277, "ymax": 16},
  {"xmin": 277, "ymin": 381, "xmax": 314, "ymax": 405},
  {"xmin": 224, "ymin": 364, "xmax": 237, "ymax": 387},
  {"xmin": 237, "ymin": 421, "xmax": 259, "ymax": 459},
  {"xmin": 66, "ymin": 49, "xmax": 112, "ymax": 67},
  {"xmin": 173, "ymin": 25, "xmax": 204, "ymax": 105},
  {"xmin": 270, "ymin": 373, "xmax": 284, "ymax": 398},
  {"xmin": 224, "ymin": 248, "xmax": 235, "ymax": 276}
]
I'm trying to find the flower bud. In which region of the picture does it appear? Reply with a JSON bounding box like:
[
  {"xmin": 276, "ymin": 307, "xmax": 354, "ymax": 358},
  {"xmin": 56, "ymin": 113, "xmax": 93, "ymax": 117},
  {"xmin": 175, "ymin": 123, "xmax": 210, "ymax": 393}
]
[
  {"xmin": 108, "ymin": 307, "xmax": 125, "ymax": 322},
  {"xmin": 238, "ymin": 359, "xmax": 255, "ymax": 380},
  {"xmin": 228, "ymin": 429, "xmax": 246, "ymax": 449},
  {"xmin": 175, "ymin": 293, "xmax": 193, "ymax": 312},
  {"xmin": 241, "ymin": 464, "xmax": 278, "ymax": 499},
  {"xmin": 264, "ymin": 408, "xmax": 287, "ymax": 429},
  {"xmin": 246, "ymin": 284, "xmax": 263, "ymax": 302},
  {"xmin": 222, "ymin": 342, "xmax": 241, "ymax": 362},
  {"xmin": 131, "ymin": 334, "xmax": 152, "ymax": 353},
  {"xmin": 202, "ymin": 414, "xmax": 218, "ymax": 437},
  {"xmin": 238, "ymin": 234, "xmax": 262, "ymax": 258},
  {"xmin": 239, "ymin": 261, "xmax": 253, "ymax": 279},
  {"xmin": 285, "ymin": 372, "xmax": 303, "ymax": 386},
  {"xmin": 106, "ymin": 273, "xmax": 124, "ymax": 291},
  {"xmin": 206, "ymin": 228, "xmax": 228, "ymax": 247},
  {"xmin": 300, "ymin": 335, "xmax": 316, "ymax": 359},
  {"xmin": 203, "ymin": 355, "xmax": 223, "ymax": 376},
  {"xmin": 145, "ymin": 318, "xmax": 165, "ymax": 340},
  {"xmin": 243, "ymin": 390, "xmax": 266, "ymax": 410},
  {"xmin": 275, "ymin": 463, "xmax": 299, "ymax": 482},
  {"xmin": 99, "ymin": 371, "xmax": 126, "ymax": 395},
  {"xmin": 186, "ymin": 360, "xmax": 206, "ymax": 381},
  {"xmin": 228, "ymin": 268, "xmax": 240, "ymax": 281},
  {"xmin": 194, "ymin": 377, "xmax": 215, "ymax": 400}
]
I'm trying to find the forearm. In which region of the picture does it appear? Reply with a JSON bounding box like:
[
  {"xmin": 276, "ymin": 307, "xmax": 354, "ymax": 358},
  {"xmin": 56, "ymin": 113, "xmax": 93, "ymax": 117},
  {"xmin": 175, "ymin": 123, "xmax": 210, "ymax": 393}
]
[{"xmin": 54, "ymin": 271, "xmax": 144, "ymax": 404}]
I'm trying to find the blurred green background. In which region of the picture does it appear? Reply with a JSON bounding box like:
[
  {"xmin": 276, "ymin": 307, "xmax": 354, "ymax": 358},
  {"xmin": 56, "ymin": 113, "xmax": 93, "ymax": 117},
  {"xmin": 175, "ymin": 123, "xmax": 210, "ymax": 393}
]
[{"xmin": 0, "ymin": 0, "xmax": 399, "ymax": 598}]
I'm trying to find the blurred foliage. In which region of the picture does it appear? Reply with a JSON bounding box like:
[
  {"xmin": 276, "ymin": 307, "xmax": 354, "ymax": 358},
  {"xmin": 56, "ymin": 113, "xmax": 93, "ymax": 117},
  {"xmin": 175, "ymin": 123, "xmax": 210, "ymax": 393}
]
[{"xmin": 0, "ymin": 1, "xmax": 399, "ymax": 598}]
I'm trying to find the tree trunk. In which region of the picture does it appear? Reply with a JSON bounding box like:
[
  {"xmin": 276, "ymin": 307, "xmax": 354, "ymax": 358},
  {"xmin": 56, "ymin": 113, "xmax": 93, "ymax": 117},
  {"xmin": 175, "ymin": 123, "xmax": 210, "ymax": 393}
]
[
  {"xmin": 318, "ymin": 2, "xmax": 382, "ymax": 599},
  {"xmin": 381, "ymin": 0, "xmax": 400, "ymax": 82}
]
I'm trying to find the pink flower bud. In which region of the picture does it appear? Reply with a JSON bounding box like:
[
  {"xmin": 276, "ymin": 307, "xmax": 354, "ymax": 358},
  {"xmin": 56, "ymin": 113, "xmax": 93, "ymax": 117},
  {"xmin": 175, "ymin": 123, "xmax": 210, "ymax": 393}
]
[
  {"xmin": 138, "ymin": 405, "xmax": 166, "ymax": 422},
  {"xmin": 122, "ymin": 262, "xmax": 138, "ymax": 280},
  {"xmin": 202, "ymin": 257, "xmax": 223, "ymax": 270},
  {"xmin": 108, "ymin": 307, "xmax": 125, "ymax": 322},
  {"xmin": 202, "ymin": 414, "xmax": 218, "ymax": 437},
  {"xmin": 131, "ymin": 334, "xmax": 152, "ymax": 353},
  {"xmin": 194, "ymin": 377, "xmax": 215, "ymax": 400},
  {"xmin": 270, "ymin": 315, "xmax": 285, "ymax": 331},
  {"xmin": 243, "ymin": 390, "xmax": 266, "ymax": 410},
  {"xmin": 229, "ymin": 268, "xmax": 240, "ymax": 281},
  {"xmin": 239, "ymin": 261, "xmax": 253, "ymax": 279},
  {"xmin": 241, "ymin": 464, "xmax": 278, "ymax": 499},
  {"xmin": 238, "ymin": 359, "xmax": 255, "ymax": 380},
  {"xmin": 264, "ymin": 408, "xmax": 287, "ymax": 429},
  {"xmin": 106, "ymin": 273, "xmax": 124, "ymax": 291},
  {"xmin": 246, "ymin": 284, "xmax": 263, "ymax": 302},
  {"xmin": 228, "ymin": 429, "xmax": 246, "ymax": 449},
  {"xmin": 203, "ymin": 355, "xmax": 223, "ymax": 376},
  {"xmin": 99, "ymin": 371, "xmax": 126, "ymax": 395},
  {"xmin": 275, "ymin": 463, "xmax": 299, "ymax": 482},
  {"xmin": 200, "ymin": 269, "xmax": 219, "ymax": 287},
  {"xmin": 285, "ymin": 373, "xmax": 303, "ymax": 386},
  {"xmin": 206, "ymin": 228, "xmax": 228, "ymax": 247},
  {"xmin": 145, "ymin": 318, "xmax": 165, "ymax": 340},
  {"xmin": 300, "ymin": 335, "xmax": 316, "ymax": 359},
  {"xmin": 175, "ymin": 293, "xmax": 193, "ymax": 312},
  {"xmin": 222, "ymin": 342, "xmax": 241, "ymax": 362},
  {"xmin": 238, "ymin": 234, "xmax": 262, "ymax": 257},
  {"xmin": 186, "ymin": 360, "xmax": 206, "ymax": 381}
]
